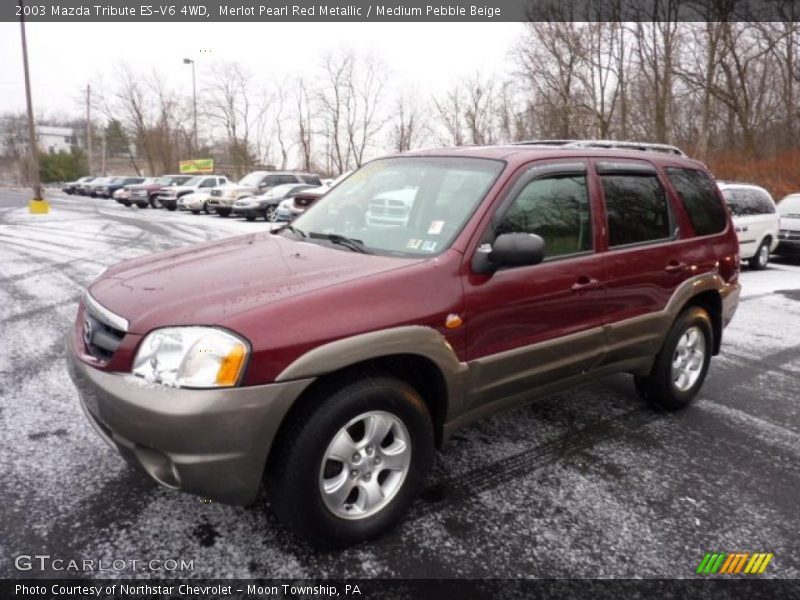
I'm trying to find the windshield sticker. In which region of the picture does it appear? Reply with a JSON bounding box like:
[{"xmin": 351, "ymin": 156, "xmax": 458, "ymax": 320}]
[
  {"xmin": 406, "ymin": 239, "xmax": 422, "ymax": 250},
  {"xmin": 422, "ymin": 241, "xmax": 438, "ymax": 252},
  {"xmin": 428, "ymin": 220, "xmax": 445, "ymax": 235}
]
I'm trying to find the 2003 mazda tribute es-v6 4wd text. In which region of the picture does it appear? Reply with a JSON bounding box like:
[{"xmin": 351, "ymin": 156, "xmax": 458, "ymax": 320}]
[{"xmin": 67, "ymin": 141, "xmax": 741, "ymax": 547}]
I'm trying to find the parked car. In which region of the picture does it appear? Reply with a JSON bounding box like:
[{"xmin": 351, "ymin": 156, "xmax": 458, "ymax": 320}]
[
  {"xmin": 76, "ymin": 178, "xmax": 100, "ymax": 195},
  {"xmin": 128, "ymin": 175, "xmax": 193, "ymax": 208},
  {"xmin": 207, "ymin": 171, "xmax": 321, "ymax": 217},
  {"xmin": 277, "ymin": 172, "xmax": 352, "ymax": 221},
  {"xmin": 776, "ymin": 193, "xmax": 800, "ymax": 256},
  {"xmin": 67, "ymin": 142, "xmax": 741, "ymax": 548},
  {"xmin": 717, "ymin": 182, "xmax": 780, "ymax": 269},
  {"xmin": 62, "ymin": 176, "xmax": 95, "ymax": 195},
  {"xmin": 155, "ymin": 175, "xmax": 229, "ymax": 211},
  {"xmin": 111, "ymin": 177, "xmax": 157, "ymax": 207},
  {"xmin": 232, "ymin": 183, "xmax": 316, "ymax": 221},
  {"xmin": 97, "ymin": 176, "xmax": 146, "ymax": 198},
  {"xmin": 86, "ymin": 177, "xmax": 113, "ymax": 197},
  {"xmin": 177, "ymin": 191, "xmax": 215, "ymax": 214}
]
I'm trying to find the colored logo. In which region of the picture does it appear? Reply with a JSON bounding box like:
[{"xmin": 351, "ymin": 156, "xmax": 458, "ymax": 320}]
[
  {"xmin": 696, "ymin": 552, "xmax": 773, "ymax": 575},
  {"xmin": 179, "ymin": 158, "xmax": 214, "ymax": 174}
]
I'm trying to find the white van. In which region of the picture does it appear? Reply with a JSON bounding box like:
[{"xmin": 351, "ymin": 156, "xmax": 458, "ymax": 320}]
[{"xmin": 717, "ymin": 182, "xmax": 780, "ymax": 269}]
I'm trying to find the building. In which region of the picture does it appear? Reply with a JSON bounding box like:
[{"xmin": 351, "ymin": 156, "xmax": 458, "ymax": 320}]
[{"xmin": 37, "ymin": 125, "xmax": 76, "ymax": 154}]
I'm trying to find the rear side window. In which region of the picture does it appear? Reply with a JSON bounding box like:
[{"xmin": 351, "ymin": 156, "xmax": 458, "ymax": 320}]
[
  {"xmin": 600, "ymin": 174, "xmax": 672, "ymax": 247},
  {"xmin": 496, "ymin": 174, "xmax": 592, "ymax": 259},
  {"xmin": 722, "ymin": 188, "xmax": 776, "ymax": 216},
  {"xmin": 665, "ymin": 168, "xmax": 728, "ymax": 235}
]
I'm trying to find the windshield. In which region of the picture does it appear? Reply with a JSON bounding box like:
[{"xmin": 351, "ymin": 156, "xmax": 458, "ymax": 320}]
[
  {"xmin": 239, "ymin": 173, "xmax": 264, "ymax": 186},
  {"xmin": 183, "ymin": 176, "xmax": 203, "ymax": 186},
  {"xmin": 779, "ymin": 195, "xmax": 800, "ymax": 216},
  {"xmin": 155, "ymin": 177, "xmax": 173, "ymax": 185},
  {"xmin": 290, "ymin": 157, "xmax": 504, "ymax": 256}
]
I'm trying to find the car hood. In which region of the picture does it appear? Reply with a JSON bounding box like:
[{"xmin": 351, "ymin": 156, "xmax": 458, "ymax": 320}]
[
  {"xmin": 214, "ymin": 183, "xmax": 253, "ymax": 193},
  {"xmin": 781, "ymin": 214, "xmax": 800, "ymax": 231},
  {"xmin": 88, "ymin": 232, "xmax": 420, "ymax": 334}
]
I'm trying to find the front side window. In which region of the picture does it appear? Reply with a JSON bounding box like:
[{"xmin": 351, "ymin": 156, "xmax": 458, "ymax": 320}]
[
  {"xmin": 601, "ymin": 174, "xmax": 671, "ymax": 247},
  {"xmin": 290, "ymin": 157, "xmax": 504, "ymax": 257},
  {"xmin": 665, "ymin": 168, "xmax": 728, "ymax": 236},
  {"xmin": 496, "ymin": 174, "xmax": 592, "ymax": 259}
]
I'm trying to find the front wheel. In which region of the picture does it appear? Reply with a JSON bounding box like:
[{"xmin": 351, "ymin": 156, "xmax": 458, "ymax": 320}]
[
  {"xmin": 149, "ymin": 195, "xmax": 162, "ymax": 209},
  {"xmin": 634, "ymin": 306, "xmax": 713, "ymax": 411},
  {"xmin": 268, "ymin": 375, "xmax": 434, "ymax": 548},
  {"xmin": 749, "ymin": 239, "xmax": 771, "ymax": 270},
  {"xmin": 265, "ymin": 205, "xmax": 278, "ymax": 222}
]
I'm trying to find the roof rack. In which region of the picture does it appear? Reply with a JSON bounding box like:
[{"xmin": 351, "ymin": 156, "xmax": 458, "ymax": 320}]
[{"xmin": 512, "ymin": 139, "xmax": 687, "ymax": 157}]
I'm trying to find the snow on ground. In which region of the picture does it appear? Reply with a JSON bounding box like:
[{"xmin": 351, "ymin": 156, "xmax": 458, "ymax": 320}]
[{"xmin": 1, "ymin": 188, "xmax": 799, "ymax": 579}]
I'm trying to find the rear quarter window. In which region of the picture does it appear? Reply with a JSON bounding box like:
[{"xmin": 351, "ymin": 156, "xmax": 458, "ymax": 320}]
[
  {"xmin": 722, "ymin": 188, "xmax": 776, "ymax": 217},
  {"xmin": 665, "ymin": 168, "xmax": 728, "ymax": 235}
]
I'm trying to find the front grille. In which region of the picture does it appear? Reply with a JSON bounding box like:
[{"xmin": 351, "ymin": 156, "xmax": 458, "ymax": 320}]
[
  {"xmin": 779, "ymin": 230, "xmax": 800, "ymax": 241},
  {"xmin": 211, "ymin": 189, "xmax": 222, "ymax": 197},
  {"xmin": 82, "ymin": 295, "xmax": 127, "ymax": 361},
  {"xmin": 368, "ymin": 198, "xmax": 408, "ymax": 216},
  {"xmin": 131, "ymin": 189, "xmax": 147, "ymax": 197}
]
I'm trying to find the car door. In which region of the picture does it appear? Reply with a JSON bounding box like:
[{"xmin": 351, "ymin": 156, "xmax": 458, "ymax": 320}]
[
  {"xmin": 594, "ymin": 159, "xmax": 694, "ymax": 366},
  {"xmin": 462, "ymin": 160, "xmax": 610, "ymax": 410}
]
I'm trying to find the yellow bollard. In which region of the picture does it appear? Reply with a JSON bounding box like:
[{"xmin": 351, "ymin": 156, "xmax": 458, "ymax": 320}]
[{"xmin": 28, "ymin": 198, "xmax": 50, "ymax": 214}]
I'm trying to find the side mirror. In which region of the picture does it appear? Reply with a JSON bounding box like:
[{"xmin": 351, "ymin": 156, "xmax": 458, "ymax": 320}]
[{"xmin": 472, "ymin": 233, "xmax": 546, "ymax": 274}]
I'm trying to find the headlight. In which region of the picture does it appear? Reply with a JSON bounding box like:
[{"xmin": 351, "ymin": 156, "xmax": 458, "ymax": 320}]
[{"xmin": 132, "ymin": 327, "xmax": 248, "ymax": 388}]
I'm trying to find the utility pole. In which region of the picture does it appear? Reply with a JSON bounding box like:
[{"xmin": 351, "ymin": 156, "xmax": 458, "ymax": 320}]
[
  {"xmin": 19, "ymin": 0, "xmax": 48, "ymax": 213},
  {"xmin": 183, "ymin": 58, "xmax": 198, "ymax": 152},
  {"xmin": 86, "ymin": 84, "xmax": 92, "ymax": 175},
  {"xmin": 101, "ymin": 129, "xmax": 106, "ymax": 174}
]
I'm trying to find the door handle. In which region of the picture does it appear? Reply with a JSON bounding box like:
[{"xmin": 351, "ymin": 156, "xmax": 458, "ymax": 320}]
[
  {"xmin": 571, "ymin": 276, "xmax": 601, "ymax": 292},
  {"xmin": 665, "ymin": 261, "xmax": 688, "ymax": 274}
]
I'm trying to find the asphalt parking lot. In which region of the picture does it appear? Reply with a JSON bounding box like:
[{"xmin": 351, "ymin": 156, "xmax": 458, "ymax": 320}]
[{"xmin": 1, "ymin": 187, "xmax": 799, "ymax": 579}]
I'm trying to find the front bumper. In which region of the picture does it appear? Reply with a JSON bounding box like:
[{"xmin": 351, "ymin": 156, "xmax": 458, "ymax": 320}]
[
  {"xmin": 776, "ymin": 238, "xmax": 800, "ymax": 255},
  {"xmin": 66, "ymin": 330, "xmax": 314, "ymax": 505},
  {"xmin": 232, "ymin": 206, "xmax": 262, "ymax": 218}
]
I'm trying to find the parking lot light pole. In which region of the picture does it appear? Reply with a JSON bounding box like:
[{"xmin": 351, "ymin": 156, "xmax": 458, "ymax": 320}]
[
  {"xmin": 19, "ymin": 0, "xmax": 48, "ymax": 214},
  {"xmin": 183, "ymin": 58, "xmax": 198, "ymax": 153}
]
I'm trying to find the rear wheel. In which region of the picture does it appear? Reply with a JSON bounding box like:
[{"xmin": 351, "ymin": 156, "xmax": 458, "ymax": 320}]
[
  {"xmin": 150, "ymin": 195, "xmax": 162, "ymax": 209},
  {"xmin": 135, "ymin": 200, "xmax": 148, "ymax": 209},
  {"xmin": 265, "ymin": 205, "xmax": 278, "ymax": 222},
  {"xmin": 268, "ymin": 375, "xmax": 433, "ymax": 548},
  {"xmin": 749, "ymin": 239, "xmax": 771, "ymax": 270},
  {"xmin": 634, "ymin": 306, "xmax": 712, "ymax": 411}
]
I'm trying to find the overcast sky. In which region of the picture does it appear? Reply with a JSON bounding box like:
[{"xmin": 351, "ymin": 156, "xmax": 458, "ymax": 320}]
[{"xmin": 0, "ymin": 22, "xmax": 524, "ymax": 118}]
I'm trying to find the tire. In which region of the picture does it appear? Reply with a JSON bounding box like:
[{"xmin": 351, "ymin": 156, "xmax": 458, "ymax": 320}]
[
  {"xmin": 122, "ymin": 200, "xmax": 131, "ymax": 207},
  {"xmin": 166, "ymin": 204, "xmax": 176, "ymax": 212},
  {"xmin": 191, "ymin": 210, "xmax": 200, "ymax": 215},
  {"xmin": 135, "ymin": 201, "xmax": 148, "ymax": 209},
  {"xmin": 265, "ymin": 205, "xmax": 278, "ymax": 222},
  {"xmin": 217, "ymin": 208, "xmax": 230, "ymax": 217},
  {"xmin": 268, "ymin": 374, "xmax": 434, "ymax": 548},
  {"xmin": 748, "ymin": 239, "xmax": 770, "ymax": 270},
  {"xmin": 203, "ymin": 202, "xmax": 213, "ymax": 215},
  {"xmin": 149, "ymin": 195, "xmax": 162, "ymax": 209},
  {"xmin": 634, "ymin": 306, "xmax": 713, "ymax": 411}
]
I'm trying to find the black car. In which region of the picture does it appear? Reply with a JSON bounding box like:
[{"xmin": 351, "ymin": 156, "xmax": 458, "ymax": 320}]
[{"xmin": 231, "ymin": 183, "xmax": 316, "ymax": 221}]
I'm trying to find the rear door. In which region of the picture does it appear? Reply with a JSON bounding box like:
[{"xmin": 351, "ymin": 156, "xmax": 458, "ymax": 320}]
[
  {"xmin": 594, "ymin": 159, "xmax": 693, "ymax": 366},
  {"xmin": 462, "ymin": 160, "xmax": 610, "ymax": 409}
]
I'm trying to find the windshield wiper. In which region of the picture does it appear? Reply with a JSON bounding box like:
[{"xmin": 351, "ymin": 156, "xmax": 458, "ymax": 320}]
[
  {"xmin": 308, "ymin": 232, "xmax": 371, "ymax": 254},
  {"xmin": 274, "ymin": 224, "xmax": 306, "ymax": 238}
]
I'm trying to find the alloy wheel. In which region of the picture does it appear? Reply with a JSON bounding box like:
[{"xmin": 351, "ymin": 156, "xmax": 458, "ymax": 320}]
[{"xmin": 319, "ymin": 411, "xmax": 411, "ymax": 520}]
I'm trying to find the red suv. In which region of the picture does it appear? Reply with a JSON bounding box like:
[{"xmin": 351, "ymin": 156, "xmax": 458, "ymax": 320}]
[{"xmin": 67, "ymin": 142, "xmax": 741, "ymax": 547}]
